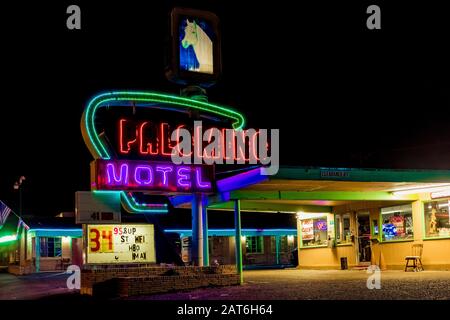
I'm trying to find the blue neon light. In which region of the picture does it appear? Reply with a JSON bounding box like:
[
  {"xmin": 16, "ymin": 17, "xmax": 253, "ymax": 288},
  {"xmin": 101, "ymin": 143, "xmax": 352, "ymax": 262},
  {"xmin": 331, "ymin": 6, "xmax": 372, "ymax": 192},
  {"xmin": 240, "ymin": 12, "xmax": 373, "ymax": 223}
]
[
  {"xmin": 216, "ymin": 167, "xmax": 268, "ymax": 193},
  {"xmin": 164, "ymin": 228, "xmax": 297, "ymax": 236}
]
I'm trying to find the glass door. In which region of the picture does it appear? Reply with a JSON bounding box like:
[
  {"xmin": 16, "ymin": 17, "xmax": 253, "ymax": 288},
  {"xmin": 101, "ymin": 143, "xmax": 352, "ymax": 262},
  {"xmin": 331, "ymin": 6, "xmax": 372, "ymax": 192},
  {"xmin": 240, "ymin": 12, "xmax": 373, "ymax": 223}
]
[{"xmin": 356, "ymin": 211, "xmax": 371, "ymax": 265}]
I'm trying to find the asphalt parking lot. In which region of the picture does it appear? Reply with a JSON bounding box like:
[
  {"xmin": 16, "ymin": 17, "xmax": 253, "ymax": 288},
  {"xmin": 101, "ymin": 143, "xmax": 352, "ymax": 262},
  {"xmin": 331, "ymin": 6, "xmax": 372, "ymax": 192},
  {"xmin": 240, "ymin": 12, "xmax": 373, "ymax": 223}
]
[{"xmin": 0, "ymin": 272, "xmax": 72, "ymax": 300}]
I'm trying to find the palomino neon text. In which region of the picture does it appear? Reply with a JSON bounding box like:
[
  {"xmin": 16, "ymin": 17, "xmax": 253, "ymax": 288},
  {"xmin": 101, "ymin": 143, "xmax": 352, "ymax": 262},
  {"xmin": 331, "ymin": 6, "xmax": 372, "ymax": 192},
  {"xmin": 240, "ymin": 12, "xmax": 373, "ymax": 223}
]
[{"xmin": 119, "ymin": 120, "xmax": 279, "ymax": 175}]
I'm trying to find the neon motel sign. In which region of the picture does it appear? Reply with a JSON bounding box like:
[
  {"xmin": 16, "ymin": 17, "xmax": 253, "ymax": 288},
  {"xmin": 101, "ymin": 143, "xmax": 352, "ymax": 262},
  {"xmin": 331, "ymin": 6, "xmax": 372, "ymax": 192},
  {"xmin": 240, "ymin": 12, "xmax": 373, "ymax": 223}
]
[
  {"xmin": 96, "ymin": 160, "xmax": 213, "ymax": 193},
  {"xmin": 118, "ymin": 119, "xmax": 275, "ymax": 165},
  {"xmin": 81, "ymin": 91, "xmax": 262, "ymax": 212}
]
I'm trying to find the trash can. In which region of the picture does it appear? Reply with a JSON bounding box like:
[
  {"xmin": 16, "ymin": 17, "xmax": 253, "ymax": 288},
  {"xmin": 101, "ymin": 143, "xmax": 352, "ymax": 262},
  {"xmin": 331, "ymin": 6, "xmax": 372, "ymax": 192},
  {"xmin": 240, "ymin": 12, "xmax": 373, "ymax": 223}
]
[{"xmin": 340, "ymin": 257, "xmax": 348, "ymax": 270}]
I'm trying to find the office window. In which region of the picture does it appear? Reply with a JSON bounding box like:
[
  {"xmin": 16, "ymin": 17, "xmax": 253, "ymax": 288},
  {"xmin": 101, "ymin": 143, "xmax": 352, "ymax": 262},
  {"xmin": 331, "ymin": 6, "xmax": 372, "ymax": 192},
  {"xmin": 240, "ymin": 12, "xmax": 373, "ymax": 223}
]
[
  {"xmin": 424, "ymin": 200, "xmax": 450, "ymax": 238},
  {"xmin": 335, "ymin": 213, "xmax": 351, "ymax": 244},
  {"xmin": 246, "ymin": 236, "xmax": 264, "ymax": 254},
  {"xmin": 372, "ymin": 219, "xmax": 379, "ymax": 236},
  {"xmin": 301, "ymin": 217, "xmax": 328, "ymax": 247},
  {"xmin": 381, "ymin": 204, "xmax": 414, "ymax": 241}
]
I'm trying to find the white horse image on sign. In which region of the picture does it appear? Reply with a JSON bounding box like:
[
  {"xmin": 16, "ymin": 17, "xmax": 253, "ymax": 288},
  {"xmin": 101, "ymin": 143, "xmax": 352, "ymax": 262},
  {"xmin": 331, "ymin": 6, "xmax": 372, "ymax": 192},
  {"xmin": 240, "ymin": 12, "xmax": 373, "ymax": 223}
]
[{"xmin": 181, "ymin": 20, "xmax": 213, "ymax": 74}]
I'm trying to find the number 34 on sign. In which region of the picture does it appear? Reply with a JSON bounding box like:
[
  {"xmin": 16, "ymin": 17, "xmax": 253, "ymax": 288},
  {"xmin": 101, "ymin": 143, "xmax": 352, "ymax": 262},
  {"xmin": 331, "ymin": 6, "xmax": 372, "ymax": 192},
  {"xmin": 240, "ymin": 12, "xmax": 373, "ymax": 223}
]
[{"xmin": 86, "ymin": 224, "xmax": 156, "ymax": 264}]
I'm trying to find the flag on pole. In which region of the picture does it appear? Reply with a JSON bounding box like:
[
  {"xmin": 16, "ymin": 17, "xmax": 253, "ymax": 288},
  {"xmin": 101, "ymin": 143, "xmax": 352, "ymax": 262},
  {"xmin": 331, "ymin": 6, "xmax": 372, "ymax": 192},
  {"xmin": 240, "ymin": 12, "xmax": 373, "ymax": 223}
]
[{"xmin": 0, "ymin": 201, "xmax": 12, "ymax": 227}]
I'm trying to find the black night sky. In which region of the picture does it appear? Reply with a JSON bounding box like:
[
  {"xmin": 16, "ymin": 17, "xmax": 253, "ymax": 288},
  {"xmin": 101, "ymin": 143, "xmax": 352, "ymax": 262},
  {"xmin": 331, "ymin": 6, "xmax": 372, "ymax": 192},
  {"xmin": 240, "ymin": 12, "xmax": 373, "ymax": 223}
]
[{"xmin": 0, "ymin": 1, "xmax": 449, "ymax": 216}]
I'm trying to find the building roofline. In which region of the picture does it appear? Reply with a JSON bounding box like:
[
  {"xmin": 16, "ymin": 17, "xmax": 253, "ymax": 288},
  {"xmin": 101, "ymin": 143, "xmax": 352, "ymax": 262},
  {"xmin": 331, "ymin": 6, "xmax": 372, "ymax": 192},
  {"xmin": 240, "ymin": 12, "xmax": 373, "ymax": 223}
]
[{"xmin": 274, "ymin": 166, "xmax": 450, "ymax": 183}]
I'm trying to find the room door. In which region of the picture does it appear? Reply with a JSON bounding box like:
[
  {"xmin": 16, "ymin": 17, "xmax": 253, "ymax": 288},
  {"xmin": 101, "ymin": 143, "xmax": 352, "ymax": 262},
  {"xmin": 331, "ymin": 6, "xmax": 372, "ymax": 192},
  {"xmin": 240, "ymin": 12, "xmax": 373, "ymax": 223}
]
[{"xmin": 356, "ymin": 212, "xmax": 371, "ymax": 265}]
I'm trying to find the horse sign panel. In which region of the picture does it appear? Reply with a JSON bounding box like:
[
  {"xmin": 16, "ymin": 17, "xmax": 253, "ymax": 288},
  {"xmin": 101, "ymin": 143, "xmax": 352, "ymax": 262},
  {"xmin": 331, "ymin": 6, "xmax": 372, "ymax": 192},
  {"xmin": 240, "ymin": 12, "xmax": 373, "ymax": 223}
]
[
  {"xmin": 179, "ymin": 17, "xmax": 214, "ymax": 74},
  {"xmin": 166, "ymin": 7, "xmax": 221, "ymax": 86}
]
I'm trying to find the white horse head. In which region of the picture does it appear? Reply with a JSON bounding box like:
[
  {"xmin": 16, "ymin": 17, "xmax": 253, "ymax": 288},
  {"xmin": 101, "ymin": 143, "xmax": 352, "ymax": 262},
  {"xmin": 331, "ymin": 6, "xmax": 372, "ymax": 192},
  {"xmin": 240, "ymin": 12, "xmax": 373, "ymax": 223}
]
[
  {"xmin": 181, "ymin": 20, "xmax": 199, "ymax": 49},
  {"xmin": 181, "ymin": 19, "xmax": 213, "ymax": 74}
]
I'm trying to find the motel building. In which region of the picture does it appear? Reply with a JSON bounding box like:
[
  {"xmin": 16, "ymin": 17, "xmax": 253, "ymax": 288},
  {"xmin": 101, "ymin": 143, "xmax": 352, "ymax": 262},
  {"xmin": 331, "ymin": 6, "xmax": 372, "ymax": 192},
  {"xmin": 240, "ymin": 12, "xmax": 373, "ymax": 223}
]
[
  {"xmin": 2, "ymin": 167, "xmax": 450, "ymax": 276},
  {"xmin": 154, "ymin": 166, "xmax": 450, "ymax": 272},
  {"xmin": 2, "ymin": 165, "xmax": 450, "ymax": 297},
  {"xmin": 0, "ymin": 206, "xmax": 82, "ymax": 274},
  {"xmin": 160, "ymin": 210, "xmax": 298, "ymax": 267},
  {"xmin": 0, "ymin": 203, "xmax": 296, "ymax": 274}
]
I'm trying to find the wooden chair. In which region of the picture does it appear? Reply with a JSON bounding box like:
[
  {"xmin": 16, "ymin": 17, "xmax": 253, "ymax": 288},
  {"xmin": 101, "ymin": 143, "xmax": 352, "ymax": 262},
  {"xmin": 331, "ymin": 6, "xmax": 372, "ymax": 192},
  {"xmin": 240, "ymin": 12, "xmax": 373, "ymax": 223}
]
[{"xmin": 405, "ymin": 244, "xmax": 424, "ymax": 272}]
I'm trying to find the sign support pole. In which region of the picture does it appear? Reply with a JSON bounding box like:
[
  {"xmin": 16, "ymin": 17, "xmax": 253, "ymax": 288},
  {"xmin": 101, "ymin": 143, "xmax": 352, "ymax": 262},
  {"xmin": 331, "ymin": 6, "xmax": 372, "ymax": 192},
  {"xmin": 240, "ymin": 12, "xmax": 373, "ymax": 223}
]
[
  {"xmin": 275, "ymin": 235, "xmax": 280, "ymax": 265},
  {"xmin": 234, "ymin": 199, "xmax": 243, "ymax": 284},
  {"xmin": 35, "ymin": 236, "xmax": 40, "ymax": 273},
  {"xmin": 202, "ymin": 202, "xmax": 209, "ymax": 266},
  {"xmin": 191, "ymin": 194, "xmax": 204, "ymax": 266}
]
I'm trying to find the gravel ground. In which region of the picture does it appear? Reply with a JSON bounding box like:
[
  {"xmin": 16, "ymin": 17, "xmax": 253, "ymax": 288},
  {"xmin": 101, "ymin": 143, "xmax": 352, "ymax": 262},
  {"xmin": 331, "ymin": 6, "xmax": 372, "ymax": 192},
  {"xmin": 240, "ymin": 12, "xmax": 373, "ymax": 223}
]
[
  {"xmin": 3, "ymin": 269, "xmax": 450, "ymax": 300},
  {"xmin": 128, "ymin": 269, "xmax": 450, "ymax": 300}
]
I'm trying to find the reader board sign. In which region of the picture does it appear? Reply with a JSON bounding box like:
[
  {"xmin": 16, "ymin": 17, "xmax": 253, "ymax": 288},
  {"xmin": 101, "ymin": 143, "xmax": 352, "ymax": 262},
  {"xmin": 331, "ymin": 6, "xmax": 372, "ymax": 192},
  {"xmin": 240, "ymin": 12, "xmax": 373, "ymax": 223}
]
[
  {"xmin": 86, "ymin": 224, "xmax": 156, "ymax": 264},
  {"xmin": 75, "ymin": 191, "xmax": 121, "ymax": 224}
]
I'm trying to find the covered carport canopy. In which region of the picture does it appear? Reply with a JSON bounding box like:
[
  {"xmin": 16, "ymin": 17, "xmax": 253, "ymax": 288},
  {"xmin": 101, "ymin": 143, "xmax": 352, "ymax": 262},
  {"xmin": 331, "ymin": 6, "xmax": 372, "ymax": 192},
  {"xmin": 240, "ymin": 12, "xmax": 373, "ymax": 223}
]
[
  {"xmin": 168, "ymin": 166, "xmax": 450, "ymax": 280},
  {"xmin": 172, "ymin": 166, "xmax": 450, "ymax": 212}
]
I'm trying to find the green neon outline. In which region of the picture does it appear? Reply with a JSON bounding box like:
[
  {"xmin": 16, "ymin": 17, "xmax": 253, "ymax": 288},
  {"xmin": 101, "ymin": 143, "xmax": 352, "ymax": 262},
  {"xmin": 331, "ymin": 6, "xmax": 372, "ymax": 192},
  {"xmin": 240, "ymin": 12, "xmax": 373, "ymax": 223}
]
[
  {"xmin": 0, "ymin": 235, "xmax": 17, "ymax": 244},
  {"xmin": 93, "ymin": 190, "xmax": 168, "ymax": 214},
  {"xmin": 82, "ymin": 91, "xmax": 243, "ymax": 214},
  {"xmin": 121, "ymin": 191, "xmax": 168, "ymax": 214},
  {"xmin": 82, "ymin": 91, "xmax": 246, "ymax": 160}
]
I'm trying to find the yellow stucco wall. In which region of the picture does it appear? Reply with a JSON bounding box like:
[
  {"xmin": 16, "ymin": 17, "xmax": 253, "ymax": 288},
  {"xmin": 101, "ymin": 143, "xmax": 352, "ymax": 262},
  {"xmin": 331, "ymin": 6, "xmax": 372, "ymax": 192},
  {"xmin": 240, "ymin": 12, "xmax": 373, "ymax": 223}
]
[
  {"xmin": 376, "ymin": 241, "xmax": 414, "ymax": 268},
  {"xmin": 299, "ymin": 245, "xmax": 357, "ymax": 269},
  {"xmin": 62, "ymin": 237, "xmax": 72, "ymax": 259},
  {"xmin": 298, "ymin": 212, "xmax": 357, "ymax": 269},
  {"xmin": 422, "ymin": 240, "xmax": 450, "ymax": 268},
  {"xmin": 372, "ymin": 240, "xmax": 450, "ymax": 270}
]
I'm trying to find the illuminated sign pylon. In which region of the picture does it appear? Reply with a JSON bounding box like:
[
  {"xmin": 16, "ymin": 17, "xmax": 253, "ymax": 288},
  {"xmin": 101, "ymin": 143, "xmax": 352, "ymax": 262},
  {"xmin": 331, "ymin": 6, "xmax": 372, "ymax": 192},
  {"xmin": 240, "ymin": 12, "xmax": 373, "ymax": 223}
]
[{"xmin": 81, "ymin": 91, "xmax": 246, "ymax": 213}]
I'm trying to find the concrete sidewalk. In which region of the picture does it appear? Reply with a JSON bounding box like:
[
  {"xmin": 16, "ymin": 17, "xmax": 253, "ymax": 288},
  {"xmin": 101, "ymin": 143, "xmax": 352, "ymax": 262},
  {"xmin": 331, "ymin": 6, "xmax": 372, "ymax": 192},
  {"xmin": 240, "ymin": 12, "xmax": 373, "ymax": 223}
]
[{"xmin": 0, "ymin": 272, "xmax": 77, "ymax": 300}]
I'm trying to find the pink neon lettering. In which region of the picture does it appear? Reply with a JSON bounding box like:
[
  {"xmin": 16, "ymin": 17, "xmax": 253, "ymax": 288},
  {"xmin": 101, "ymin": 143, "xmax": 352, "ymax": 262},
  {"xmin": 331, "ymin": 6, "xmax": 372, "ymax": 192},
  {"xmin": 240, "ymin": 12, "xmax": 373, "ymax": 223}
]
[
  {"xmin": 177, "ymin": 167, "xmax": 191, "ymax": 188},
  {"xmin": 117, "ymin": 119, "xmax": 270, "ymax": 165},
  {"xmin": 106, "ymin": 163, "xmax": 129, "ymax": 185},
  {"xmin": 195, "ymin": 167, "xmax": 211, "ymax": 189},
  {"xmin": 174, "ymin": 125, "xmax": 193, "ymax": 157},
  {"xmin": 101, "ymin": 160, "xmax": 213, "ymax": 192},
  {"xmin": 195, "ymin": 123, "xmax": 203, "ymax": 159},
  {"xmin": 160, "ymin": 123, "xmax": 174, "ymax": 156},
  {"xmin": 156, "ymin": 166, "xmax": 173, "ymax": 186},
  {"xmin": 119, "ymin": 119, "xmax": 137, "ymax": 154},
  {"xmin": 134, "ymin": 166, "xmax": 153, "ymax": 185},
  {"xmin": 252, "ymin": 130, "xmax": 260, "ymax": 161},
  {"xmin": 139, "ymin": 122, "xmax": 159, "ymax": 155}
]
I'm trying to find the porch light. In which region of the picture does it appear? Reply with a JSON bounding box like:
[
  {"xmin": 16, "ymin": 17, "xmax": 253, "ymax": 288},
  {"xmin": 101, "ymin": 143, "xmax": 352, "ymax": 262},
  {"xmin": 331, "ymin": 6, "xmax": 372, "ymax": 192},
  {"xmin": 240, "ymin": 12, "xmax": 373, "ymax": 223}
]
[{"xmin": 62, "ymin": 236, "xmax": 71, "ymax": 244}]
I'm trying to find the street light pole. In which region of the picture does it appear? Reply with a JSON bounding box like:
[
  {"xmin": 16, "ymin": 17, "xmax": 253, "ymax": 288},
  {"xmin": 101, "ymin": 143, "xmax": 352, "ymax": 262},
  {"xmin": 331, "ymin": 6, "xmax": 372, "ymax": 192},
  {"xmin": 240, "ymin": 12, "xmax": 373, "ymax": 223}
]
[
  {"xmin": 14, "ymin": 176, "xmax": 26, "ymax": 218},
  {"xmin": 13, "ymin": 176, "xmax": 26, "ymax": 267},
  {"xmin": 19, "ymin": 187, "xmax": 22, "ymax": 218}
]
